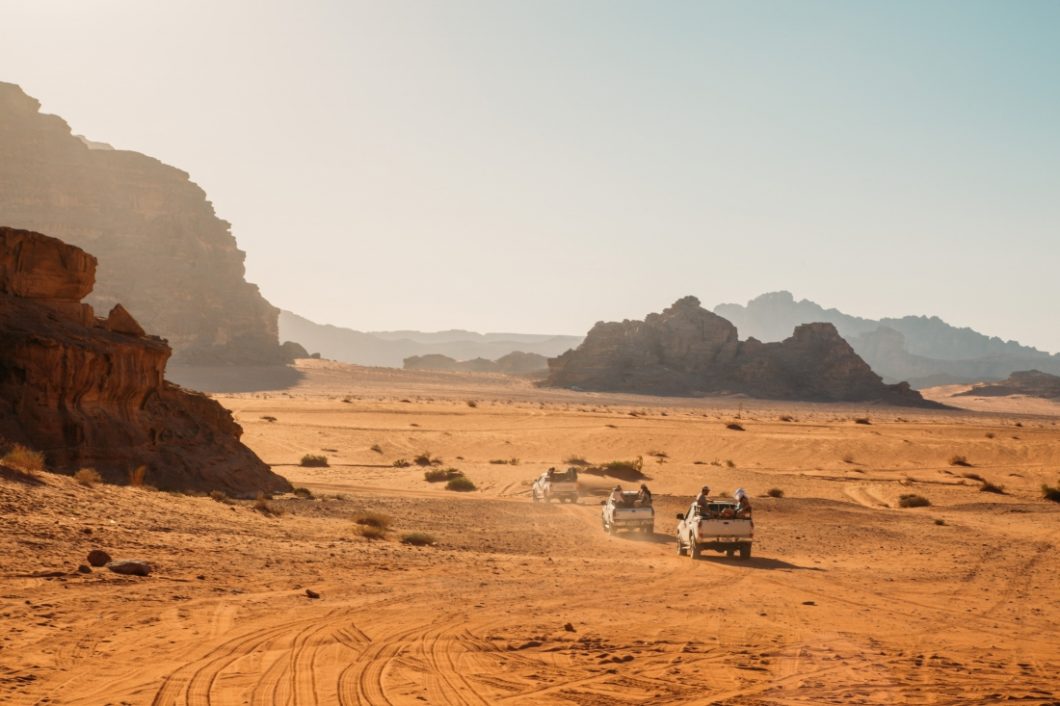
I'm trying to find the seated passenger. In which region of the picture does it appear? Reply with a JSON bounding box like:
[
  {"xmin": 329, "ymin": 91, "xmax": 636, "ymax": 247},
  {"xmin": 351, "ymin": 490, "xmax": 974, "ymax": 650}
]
[
  {"xmin": 610, "ymin": 485, "xmax": 624, "ymax": 504},
  {"xmin": 695, "ymin": 486, "xmax": 711, "ymax": 515},
  {"xmin": 734, "ymin": 488, "xmax": 752, "ymax": 517},
  {"xmin": 637, "ymin": 483, "xmax": 653, "ymax": 507}
]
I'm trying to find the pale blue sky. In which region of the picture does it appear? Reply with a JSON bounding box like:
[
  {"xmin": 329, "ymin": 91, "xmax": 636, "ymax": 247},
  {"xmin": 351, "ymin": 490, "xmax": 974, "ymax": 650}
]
[{"xmin": 2, "ymin": 1, "xmax": 1058, "ymax": 350}]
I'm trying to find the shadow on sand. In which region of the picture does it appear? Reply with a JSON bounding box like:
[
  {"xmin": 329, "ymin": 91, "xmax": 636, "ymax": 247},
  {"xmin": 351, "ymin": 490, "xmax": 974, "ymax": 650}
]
[
  {"xmin": 167, "ymin": 365, "xmax": 305, "ymax": 394},
  {"xmin": 695, "ymin": 554, "xmax": 825, "ymax": 571},
  {"xmin": 0, "ymin": 465, "xmax": 45, "ymax": 486}
]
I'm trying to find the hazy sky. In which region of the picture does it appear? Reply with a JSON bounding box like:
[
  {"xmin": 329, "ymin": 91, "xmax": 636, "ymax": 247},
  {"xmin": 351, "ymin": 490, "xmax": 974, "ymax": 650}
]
[{"xmin": 2, "ymin": 1, "xmax": 1058, "ymax": 351}]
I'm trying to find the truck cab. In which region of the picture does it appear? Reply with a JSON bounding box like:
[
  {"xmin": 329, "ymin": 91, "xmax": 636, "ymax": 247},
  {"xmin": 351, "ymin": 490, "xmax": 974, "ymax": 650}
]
[{"xmin": 531, "ymin": 467, "xmax": 579, "ymax": 503}]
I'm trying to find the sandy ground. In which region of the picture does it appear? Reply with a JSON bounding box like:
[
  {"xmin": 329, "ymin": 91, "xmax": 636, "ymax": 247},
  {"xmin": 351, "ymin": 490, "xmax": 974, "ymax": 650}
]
[{"xmin": 3, "ymin": 359, "xmax": 1060, "ymax": 705}]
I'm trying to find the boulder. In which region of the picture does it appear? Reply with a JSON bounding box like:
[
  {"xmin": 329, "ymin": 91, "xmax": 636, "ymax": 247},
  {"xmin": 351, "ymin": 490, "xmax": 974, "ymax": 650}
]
[
  {"xmin": 103, "ymin": 304, "xmax": 145, "ymax": 337},
  {"xmin": 107, "ymin": 560, "xmax": 151, "ymax": 577},
  {"xmin": 86, "ymin": 549, "xmax": 111, "ymax": 567}
]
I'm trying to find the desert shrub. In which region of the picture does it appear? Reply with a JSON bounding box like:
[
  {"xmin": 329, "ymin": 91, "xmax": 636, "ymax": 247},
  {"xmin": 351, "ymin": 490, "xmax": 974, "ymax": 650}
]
[
  {"xmin": 128, "ymin": 465, "xmax": 147, "ymax": 487},
  {"xmin": 2, "ymin": 444, "xmax": 44, "ymax": 471},
  {"xmin": 949, "ymin": 455, "xmax": 972, "ymax": 467},
  {"xmin": 300, "ymin": 454, "xmax": 328, "ymax": 468},
  {"xmin": 1042, "ymin": 483, "xmax": 1060, "ymax": 503},
  {"xmin": 984, "ymin": 432, "xmax": 996, "ymax": 439},
  {"xmin": 898, "ymin": 494, "xmax": 931, "ymax": 508},
  {"xmin": 693, "ymin": 460, "xmax": 706, "ymax": 465},
  {"xmin": 254, "ymin": 495, "xmax": 283, "ymax": 516},
  {"xmin": 358, "ymin": 525, "xmax": 386, "ymax": 540},
  {"xmin": 766, "ymin": 488, "xmax": 784, "ymax": 498},
  {"xmin": 1014, "ymin": 421, "xmax": 1023, "ymax": 427},
  {"xmin": 370, "ymin": 444, "xmax": 383, "ymax": 454},
  {"xmin": 210, "ymin": 490, "xmax": 233, "ymax": 504},
  {"xmin": 604, "ymin": 423, "xmax": 618, "ymax": 429},
  {"xmin": 961, "ymin": 472, "xmax": 984, "ymax": 482},
  {"xmin": 489, "ymin": 458, "xmax": 519, "ymax": 465},
  {"xmin": 854, "ymin": 417, "xmax": 872, "ymax": 425},
  {"xmin": 979, "ymin": 481, "xmax": 1006, "ymax": 495},
  {"xmin": 466, "ymin": 400, "xmax": 478, "ymax": 408},
  {"xmin": 400, "ymin": 398, "xmax": 412, "ymax": 403},
  {"xmin": 934, "ymin": 518, "xmax": 946, "ymax": 526},
  {"xmin": 648, "ymin": 450, "xmax": 669, "ymax": 459},
  {"xmin": 446, "ymin": 476, "xmax": 477, "ymax": 492},
  {"xmin": 414, "ymin": 451, "xmax": 442, "ymax": 467},
  {"xmin": 778, "ymin": 415, "xmax": 795, "ymax": 422},
  {"xmin": 260, "ymin": 415, "xmax": 277, "ymax": 423},
  {"xmin": 564, "ymin": 455, "xmax": 590, "ymax": 466},
  {"xmin": 74, "ymin": 468, "xmax": 102, "ymax": 486},
  {"xmin": 401, "ymin": 532, "xmax": 437, "ymax": 546},
  {"xmin": 293, "ymin": 487, "xmax": 314, "ymax": 498},
  {"xmin": 353, "ymin": 512, "xmax": 391, "ymax": 529},
  {"xmin": 392, "ymin": 459, "xmax": 412, "ymax": 468},
  {"xmin": 342, "ymin": 397, "xmax": 353, "ymax": 404},
  {"xmin": 424, "ymin": 468, "xmax": 463, "ymax": 483},
  {"xmin": 842, "ymin": 453, "xmax": 856, "ymax": 464},
  {"xmin": 725, "ymin": 459, "xmax": 736, "ymax": 468},
  {"xmin": 726, "ymin": 422, "xmax": 745, "ymax": 431}
]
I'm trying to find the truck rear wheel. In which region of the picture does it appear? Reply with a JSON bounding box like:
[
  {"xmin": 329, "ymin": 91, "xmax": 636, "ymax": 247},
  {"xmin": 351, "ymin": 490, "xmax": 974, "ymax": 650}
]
[
  {"xmin": 677, "ymin": 536, "xmax": 687, "ymax": 556},
  {"xmin": 690, "ymin": 541, "xmax": 701, "ymax": 560},
  {"xmin": 739, "ymin": 545, "xmax": 751, "ymax": 560}
]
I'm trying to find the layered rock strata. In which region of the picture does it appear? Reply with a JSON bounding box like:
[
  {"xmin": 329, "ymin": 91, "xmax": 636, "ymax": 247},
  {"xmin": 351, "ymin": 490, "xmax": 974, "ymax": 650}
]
[
  {"xmin": 0, "ymin": 226, "xmax": 290, "ymax": 494},
  {"xmin": 0, "ymin": 81, "xmax": 286, "ymax": 365}
]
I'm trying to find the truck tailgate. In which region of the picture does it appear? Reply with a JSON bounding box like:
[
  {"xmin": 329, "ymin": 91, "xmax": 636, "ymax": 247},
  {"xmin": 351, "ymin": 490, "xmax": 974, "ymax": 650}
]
[{"xmin": 697, "ymin": 518, "xmax": 752, "ymax": 538}]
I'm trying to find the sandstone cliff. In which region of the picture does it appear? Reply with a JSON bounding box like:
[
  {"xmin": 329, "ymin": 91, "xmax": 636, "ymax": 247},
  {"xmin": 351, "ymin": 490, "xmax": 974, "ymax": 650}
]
[
  {"xmin": 546, "ymin": 296, "xmax": 936, "ymax": 406},
  {"xmin": 956, "ymin": 370, "xmax": 1060, "ymax": 400},
  {"xmin": 0, "ymin": 82, "xmax": 287, "ymax": 365},
  {"xmin": 0, "ymin": 227, "xmax": 290, "ymax": 495}
]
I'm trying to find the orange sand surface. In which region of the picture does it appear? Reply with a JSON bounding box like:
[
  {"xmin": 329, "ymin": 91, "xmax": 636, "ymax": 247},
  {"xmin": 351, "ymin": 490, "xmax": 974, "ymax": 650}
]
[{"xmin": 3, "ymin": 359, "xmax": 1060, "ymax": 705}]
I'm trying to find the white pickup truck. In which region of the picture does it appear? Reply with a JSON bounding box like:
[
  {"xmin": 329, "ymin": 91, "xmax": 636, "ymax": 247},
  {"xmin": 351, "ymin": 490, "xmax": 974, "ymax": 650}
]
[
  {"xmin": 676, "ymin": 499, "xmax": 753, "ymax": 559},
  {"xmin": 601, "ymin": 492, "xmax": 654, "ymax": 534},
  {"xmin": 531, "ymin": 467, "xmax": 579, "ymax": 503}
]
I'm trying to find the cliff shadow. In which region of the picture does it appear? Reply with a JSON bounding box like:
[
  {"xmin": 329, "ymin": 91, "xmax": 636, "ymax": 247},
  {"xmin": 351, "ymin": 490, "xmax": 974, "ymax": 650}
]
[{"xmin": 166, "ymin": 365, "xmax": 305, "ymax": 394}]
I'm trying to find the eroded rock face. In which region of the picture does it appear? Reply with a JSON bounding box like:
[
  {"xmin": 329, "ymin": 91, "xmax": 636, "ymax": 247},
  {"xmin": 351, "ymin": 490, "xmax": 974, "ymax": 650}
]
[
  {"xmin": 0, "ymin": 82, "xmax": 287, "ymax": 365},
  {"xmin": 0, "ymin": 227, "xmax": 291, "ymax": 495},
  {"xmin": 546, "ymin": 296, "xmax": 936, "ymax": 406}
]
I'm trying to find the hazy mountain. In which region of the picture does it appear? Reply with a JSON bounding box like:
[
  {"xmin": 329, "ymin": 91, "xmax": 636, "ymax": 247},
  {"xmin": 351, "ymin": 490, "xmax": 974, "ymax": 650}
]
[
  {"xmin": 279, "ymin": 310, "xmax": 581, "ymax": 368},
  {"xmin": 714, "ymin": 292, "xmax": 1060, "ymax": 387},
  {"xmin": 956, "ymin": 370, "xmax": 1060, "ymax": 400}
]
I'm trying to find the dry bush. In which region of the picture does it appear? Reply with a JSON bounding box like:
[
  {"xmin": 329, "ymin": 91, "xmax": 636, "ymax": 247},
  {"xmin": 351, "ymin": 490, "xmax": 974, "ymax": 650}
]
[
  {"xmin": 392, "ymin": 459, "xmax": 412, "ymax": 468},
  {"xmin": 358, "ymin": 525, "xmax": 386, "ymax": 540},
  {"xmin": 984, "ymin": 432, "xmax": 996, "ymax": 439},
  {"xmin": 842, "ymin": 453, "xmax": 856, "ymax": 464},
  {"xmin": 949, "ymin": 455, "xmax": 972, "ymax": 467},
  {"xmin": 726, "ymin": 422, "xmax": 745, "ymax": 431},
  {"xmin": 725, "ymin": 459, "xmax": 736, "ymax": 468},
  {"xmin": 2, "ymin": 443, "xmax": 44, "ymax": 472},
  {"xmin": 898, "ymin": 494, "xmax": 931, "ymax": 508},
  {"xmin": 854, "ymin": 417, "xmax": 872, "ymax": 425},
  {"xmin": 934, "ymin": 518, "xmax": 947, "ymax": 526},
  {"xmin": 1042, "ymin": 483, "xmax": 1060, "ymax": 503},
  {"xmin": 961, "ymin": 471, "xmax": 984, "ymax": 482},
  {"xmin": 370, "ymin": 444, "xmax": 383, "ymax": 454},
  {"xmin": 766, "ymin": 488, "xmax": 784, "ymax": 498},
  {"xmin": 128, "ymin": 465, "xmax": 147, "ymax": 487},
  {"xmin": 489, "ymin": 458, "xmax": 519, "ymax": 465},
  {"xmin": 564, "ymin": 455, "xmax": 590, "ymax": 466},
  {"xmin": 446, "ymin": 476, "xmax": 477, "ymax": 492},
  {"xmin": 413, "ymin": 452, "xmax": 441, "ymax": 467},
  {"xmin": 260, "ymin": 415, "xmax": 277, "ymax": 423},
  {"xmin": 210, "ymin": 490, "xmax": 233, "ymax": 504},
  {"xmin": 979, "ymin": 480, "xmax": 1006, "ymax": 495},
  {"xmin": 353, "ymin": 512, "xmax": 391, "ymax": 529},
  {"xmin": 778, "ymin": 415, "xmax": 795, "ymax": 422},
  {"xmin": 604, "ymin": 423, "xmax": 618, "ymax": 429},
  {"xmin": 74, "ymin": 468, "xmax": 102, "ymax": 486},
  {"xmin": 401, "ymin": 532, "xmax": 437, "ymax": 546},
  {"xmin": 466, "ymin": 400, "xmax": 478, "ymax": 408},
  {"xmin": 254, "ymin": 495, "xmax": 283, "ymax": 516},
  {"xmin": 424, "ymin": 468, "xmax": 463, "ymax": 483},
  {"xmin": 300, "ymin": 454, "xmax": 328, "ymax": 468}
]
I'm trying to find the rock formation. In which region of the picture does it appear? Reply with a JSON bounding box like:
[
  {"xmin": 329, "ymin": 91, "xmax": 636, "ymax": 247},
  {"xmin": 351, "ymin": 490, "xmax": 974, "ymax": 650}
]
[
  {"xmin": 0, "ymin": 81, "xmax": 288, "ymax": 365},
  {"xmin": 956, "ymin": 370, "xmax": 1060, "ymax": 400},
  {"xmin": 280, "ymin": 310, "xmax": 581, "ymax": 368},
  {"xmin": 403, "ymin": 351, "xmax": 549, "ymax": 375},
  {"xmin": 0, "ymin": 226, "xmax": 290, "ymax": 495},
  {"xmin": 715, "ymin": 291, "xmax": 1060, "ymax": 386},
  {"xmin": 546, "ymin": 296, "xmax": 936, "ymax": 406}
]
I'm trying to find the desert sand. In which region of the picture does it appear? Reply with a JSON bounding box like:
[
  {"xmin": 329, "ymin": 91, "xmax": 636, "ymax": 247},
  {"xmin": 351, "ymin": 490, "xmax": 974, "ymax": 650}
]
[{"xmin": 3, "ymin": 359, "xmax": 1060, "ymax": 705}]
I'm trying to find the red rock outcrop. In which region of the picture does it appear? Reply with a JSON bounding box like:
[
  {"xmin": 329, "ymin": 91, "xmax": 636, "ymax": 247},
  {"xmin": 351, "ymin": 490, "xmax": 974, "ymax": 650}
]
[
  {"xmin": 546, "ymin": 296, "xmax": 938, "ymax": 407},
  {"xmin": 0, "ymin": 227, "xmax": 291, "ymax": 495},
  {"xmin": 0, "ymin": 81, "xmax": 288, "ymax": 365}
]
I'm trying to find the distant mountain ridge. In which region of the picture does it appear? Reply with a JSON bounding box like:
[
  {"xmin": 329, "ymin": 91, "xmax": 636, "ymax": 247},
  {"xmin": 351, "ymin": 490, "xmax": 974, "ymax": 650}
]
[
  {"xmin": 278, "ymin": 310, "xmax": 582, "ymax": 368},
  {"xmin": 714, "ymin": 292, "xmax": 1060, "ymax": 387}
]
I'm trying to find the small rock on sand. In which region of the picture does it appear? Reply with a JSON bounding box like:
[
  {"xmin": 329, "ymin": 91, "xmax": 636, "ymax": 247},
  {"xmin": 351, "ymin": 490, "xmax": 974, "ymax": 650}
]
[
  {"xmin": 86, "ymin": 549, "xmax": 111, "ymax": 567},
  {"xmin": 305, "ymin": 589, "xmax": 320, "ymax": 599},
  {"xmin": 77, "ymin": 565, "xmax": 91, "ymax": 574},
  {"xmin": 107, "ymin": 560, "xmax": 151, "ymax": 576}
]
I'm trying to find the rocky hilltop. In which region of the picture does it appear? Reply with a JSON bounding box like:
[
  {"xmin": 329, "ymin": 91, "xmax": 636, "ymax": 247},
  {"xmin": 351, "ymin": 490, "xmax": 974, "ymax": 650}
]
[
  {"xmin": 0, "ymin": 81, "xmax": 287, "ymax": 365},
  {"xmin": 0, "ymin": 227, "xmax": 290, "ymax": 495},
  {"xmin": 403, "ymin": 351, "xmax": 548, "ymax": 375},
  {"xmin": 715, "ymin": 291, "xmax": 1060, "ymax": 386},
  {"xmin": 956, "ymin": 370, "xmax": 1060, "ymax": 400},
  {"xmin": 546, "ymin": 296, "xmax": 935, "ymax": 406}
]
